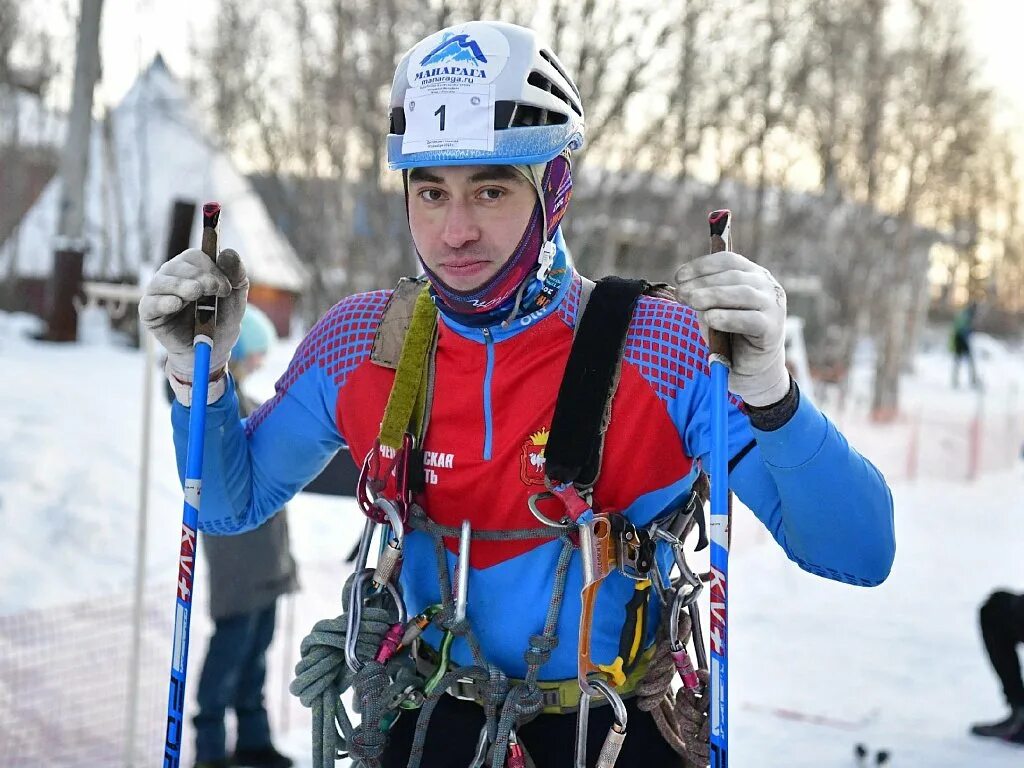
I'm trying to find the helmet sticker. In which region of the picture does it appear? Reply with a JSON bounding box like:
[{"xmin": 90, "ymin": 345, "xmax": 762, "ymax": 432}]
[
  {"xmin": 407, "ymin": 24, "xmax": 511, "ymax": 91},
  {"xmin": 402, "ymin": 24, "xmax": 511, "ymax": 155}
]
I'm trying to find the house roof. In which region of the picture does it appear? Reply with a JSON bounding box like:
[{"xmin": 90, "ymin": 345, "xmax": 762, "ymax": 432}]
[{"xmin": 0, "ymin": 56, "xmax": 308, "ymax": 292}]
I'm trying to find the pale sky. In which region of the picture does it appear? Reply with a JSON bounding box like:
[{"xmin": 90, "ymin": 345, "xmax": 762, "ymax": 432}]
[
  {"xmin": 17, "ymin": 0, "xmax": 1018, "ymax": 153},
  {"xmin": 86, "ymin": 0, "xmax": 1023, "ymax": 118},
  {"xmin": 961, "ymin": 0, "xmax": 1024, "ymax": 131}
]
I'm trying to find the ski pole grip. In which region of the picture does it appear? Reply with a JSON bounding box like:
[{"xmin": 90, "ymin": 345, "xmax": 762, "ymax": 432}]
[
  {"xmin": 706, "ymin": 209, "xmax": 732, "ymax": 362},
  {"xmin": 194, "ymin": 202, "xmax": 221, "ymax": 341}
]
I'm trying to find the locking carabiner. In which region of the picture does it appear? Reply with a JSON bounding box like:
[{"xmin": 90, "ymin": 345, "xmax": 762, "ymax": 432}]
[
  {"xmin": 575, "ymin": 674, "xmax": 628, "ymax": 768},
  {"xmin": 372, "ymin": 498, "xmax": 406, "ymax": 589},
  {"xmin": 506, "ymin": 728, "xmax": 526, "ymax": 768},
  {"xmin": 668, "ymin": 585, "xmax": 703, "ymax": 692}
]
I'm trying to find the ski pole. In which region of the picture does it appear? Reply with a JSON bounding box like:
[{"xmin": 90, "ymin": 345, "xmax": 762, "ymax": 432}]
[
  {"xmin": 706, "ymin": 208, "xmax": 732, "ymax": 768},
  {"xmin": 162, "ymin": 202, "xmax": 221, "ymax": 767}
]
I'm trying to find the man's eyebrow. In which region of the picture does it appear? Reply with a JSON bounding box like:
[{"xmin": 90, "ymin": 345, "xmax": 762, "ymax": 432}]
[
  {"xmin": 468, "ymin": 167, "xmax": 524, "ymax": 184},
  {"xmin": 408, "ymin": 168, "xmax": 445, "ymax": 184}
]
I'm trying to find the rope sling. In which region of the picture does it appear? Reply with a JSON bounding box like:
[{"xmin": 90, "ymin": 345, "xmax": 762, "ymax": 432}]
[{"xmin": 290, "ymin": 278, "xmax": 715, "ymax": 767}]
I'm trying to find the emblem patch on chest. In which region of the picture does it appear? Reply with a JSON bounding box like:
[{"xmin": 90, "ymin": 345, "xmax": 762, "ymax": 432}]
[{"xmin": 520, "ymin": 428, "xmax": 549, "ymax": 486}]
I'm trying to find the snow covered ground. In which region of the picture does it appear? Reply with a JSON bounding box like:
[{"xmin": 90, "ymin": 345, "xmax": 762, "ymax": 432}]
[{"xmin": 1, "ymin": 308, "xmax": 1022, "ymax": 767}]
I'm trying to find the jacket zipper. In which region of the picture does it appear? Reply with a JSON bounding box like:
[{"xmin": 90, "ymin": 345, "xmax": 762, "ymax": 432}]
[{"xmin": 482, "ymin": 327, "xmax": 494, "ymax": 460}]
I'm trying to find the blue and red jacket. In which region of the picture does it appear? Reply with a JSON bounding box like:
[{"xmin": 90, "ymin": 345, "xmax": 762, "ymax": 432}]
[{"xmin": 172, "ymin": 245, "xmax": 895, "ymax": 681}]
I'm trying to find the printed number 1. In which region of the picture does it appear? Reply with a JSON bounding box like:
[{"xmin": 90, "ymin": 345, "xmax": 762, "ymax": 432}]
[{"xmin": 434, "ymin": 104, "xmax": 446, "ymax": 131}]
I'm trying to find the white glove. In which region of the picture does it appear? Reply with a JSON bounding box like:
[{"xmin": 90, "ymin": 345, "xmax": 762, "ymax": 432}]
[
  {"xmin": 674, "ymin": 250, "xmax": 790, "ymax": 407},
  {"xmin": 139, "ymin": 248, "xmax": 248, "ymax": 403}
]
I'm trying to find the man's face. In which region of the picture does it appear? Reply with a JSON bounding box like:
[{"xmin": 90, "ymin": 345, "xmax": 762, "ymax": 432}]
[{"xmin": 407, "ymin": 165, "xmax": 537, "ymax": 291}]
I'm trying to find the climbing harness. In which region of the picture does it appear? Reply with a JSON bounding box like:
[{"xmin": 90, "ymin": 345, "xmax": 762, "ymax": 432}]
[{"xmin": 291, "ymin": 276, "xmax": 717, "ymax": 767}]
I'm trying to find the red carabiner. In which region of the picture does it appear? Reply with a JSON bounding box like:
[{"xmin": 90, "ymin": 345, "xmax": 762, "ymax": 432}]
[
  {"xmin": 393, "ymin": 432, "xmax": 417, "ymax": 521},
  {"xmin": 357, "ymin": 434, "xmax": 416, "ymax": 526}
]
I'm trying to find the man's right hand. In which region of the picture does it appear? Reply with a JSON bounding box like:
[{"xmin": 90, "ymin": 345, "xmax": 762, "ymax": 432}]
[{"xmin": 139, "ymin": 248, "xmax": 249, "ymax": 384}]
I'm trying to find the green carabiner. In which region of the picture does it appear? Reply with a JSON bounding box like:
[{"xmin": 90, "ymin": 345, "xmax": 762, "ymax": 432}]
[{"xmin": 424, "ymin": 629, "xmax": 454, "ymax": 695}]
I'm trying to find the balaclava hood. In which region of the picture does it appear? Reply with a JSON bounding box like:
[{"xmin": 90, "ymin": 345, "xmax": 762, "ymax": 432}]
[{"xmin": 413, "ymin": 154, "xmax": 573, "ymax": 321}]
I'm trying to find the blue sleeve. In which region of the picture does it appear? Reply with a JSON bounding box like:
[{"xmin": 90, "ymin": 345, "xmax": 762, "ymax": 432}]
[
  {"xmin": 172, "ymin": 369, "xmax": 344, "ymax": 534},
  {"xmin": 170, "ymin": 295, "xmax": 385, "ymax": 534},
  {"xmin": 680, "ymin": 379, "xmax": 895, "ymax": 587}
]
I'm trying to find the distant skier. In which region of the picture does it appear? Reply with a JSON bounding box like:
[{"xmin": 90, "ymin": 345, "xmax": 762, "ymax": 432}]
[
  {"xmin": 970, "ymin": 590, "xmax": 1024, "ymax": 744},
  {"xmin": 950, "ymin": 301, "xmax": 980, "ymax": 389}
]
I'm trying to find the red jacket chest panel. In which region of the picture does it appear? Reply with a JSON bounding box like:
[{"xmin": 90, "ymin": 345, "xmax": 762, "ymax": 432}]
[{"xmin": 336, "ymin": 311, "xmax": 693, "ymax": 568}]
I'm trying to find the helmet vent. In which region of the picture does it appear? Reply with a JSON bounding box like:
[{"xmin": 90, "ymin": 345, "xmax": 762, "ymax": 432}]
[
  {"xmin": 509, "ymin": 102, "xmax": 569, "ymax": 128},
  {"xmin": 539, "ymin": 49, "xmax": 582, "ymax": 101},
  {"xmin": 526, "ymin": 71, "xmax": 580, "ymax": 118}
]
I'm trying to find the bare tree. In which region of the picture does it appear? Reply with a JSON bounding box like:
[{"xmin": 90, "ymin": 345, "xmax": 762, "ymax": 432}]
[
  {"xmin": 0, "ymin": 0, "xmax": 59, "ymax": 302},
  {"xmin": 191, "ymin": 0, "xmax": 1021, "ymax": 353},
  {"xmin": 868, "ymin": 0, "xmax": 992, "ymax": 417},
  {"xmin": 0, "ymin": 0, "xmax": 17, "ymax": 83}
]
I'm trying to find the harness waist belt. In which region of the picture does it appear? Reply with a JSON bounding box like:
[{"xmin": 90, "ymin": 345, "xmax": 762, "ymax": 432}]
[{"xmin": 414, "ymin": 641, "xmax": 657, "ymax": 715}]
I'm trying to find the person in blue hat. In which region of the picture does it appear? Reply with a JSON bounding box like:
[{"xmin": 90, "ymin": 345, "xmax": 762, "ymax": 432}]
[{"xmin": 192, "ymin": 306, "xmax": 298, "ymax": 768}]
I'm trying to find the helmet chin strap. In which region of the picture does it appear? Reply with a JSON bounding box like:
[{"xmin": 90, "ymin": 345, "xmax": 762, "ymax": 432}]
[{"xmin": 515, "ymin": 163, "xmax": 557, "ymax": 282}]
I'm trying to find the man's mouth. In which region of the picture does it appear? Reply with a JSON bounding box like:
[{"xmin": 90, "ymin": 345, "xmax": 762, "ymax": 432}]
[{"xmin": 442, "ymin": 260, "xmax": 489, "ymax": 274}]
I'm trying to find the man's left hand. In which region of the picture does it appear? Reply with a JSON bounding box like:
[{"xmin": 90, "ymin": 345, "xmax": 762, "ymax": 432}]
[{"xmin": 675, "ymin": 250, "xmax": 791, "ymax": 407}]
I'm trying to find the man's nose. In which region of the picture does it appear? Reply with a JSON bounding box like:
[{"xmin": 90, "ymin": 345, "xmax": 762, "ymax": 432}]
[{"xmin": 442, "ymin": 203, "xmax": 481, "ymax": 249}]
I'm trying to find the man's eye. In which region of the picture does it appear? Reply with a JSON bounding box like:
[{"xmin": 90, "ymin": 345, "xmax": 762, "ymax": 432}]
[{"xmin": 419, "ymin": 189, "xmax": 445, "ymax": 202}]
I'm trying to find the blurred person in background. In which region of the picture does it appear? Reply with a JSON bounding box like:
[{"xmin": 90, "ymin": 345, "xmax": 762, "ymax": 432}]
[
  {"xmin": 190, "ymin": 306, "xmax": 298, "ymax": 768},
  {"xmin": 970, "ymin": 589, "xmax": 1024, "ymax": 745},
  {"xmin": 951, "ymin": 300, "xmax": 980, "ymax": 389}
]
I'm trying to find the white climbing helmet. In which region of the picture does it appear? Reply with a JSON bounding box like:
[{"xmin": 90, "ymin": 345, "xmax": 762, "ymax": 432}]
[{"xmin": 387, "ymin": 20, "xmax": 585, "ymax": 170}]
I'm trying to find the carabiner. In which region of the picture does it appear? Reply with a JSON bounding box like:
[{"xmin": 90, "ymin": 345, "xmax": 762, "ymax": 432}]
[
  {"xmin": 352, "ymin": 517, "xmax": 377, "ymax": 573},
  {"xmin": 651, "ymin": 526, "xmax": 702, "ymax": 588},
  {"xmin": 668, "ymin": 583, "xmax": 702, "ymax": 647},
  {"xmin": 374, "ymin": 622, "xmax": 405, "ymax": 665},
  {"xmin": 575, "ymin": 674, "xmax": 628, "ymax": 768},
  {"xmin": 423, "ymin": 628, "xmax": 454, "ymax": 695},
  {"xmin": 358, "ymin": 433, "xmax": 418, "ymax": 524},
  {"xmin": 668, "ymin": 586, "xmax": 702, "ymax": 692},
  {"xmin": 470, "ymin": 725, "xmax": 491, "ymax": 768},
  {"xmin": 345, "ymin": 569, "xmax": 407, "ymax": 674},
  {"xmin": 687, "ymin": 593, "xmax": 709, "ymax": 673},
  {"xmin": 385, "ymin": 682, "xmax": 423, "ymax": 713},
  {"xmin": 506, "ymin": 728, "xmax": 526, "ymax": 768},
  {"xmin": 424, "ymin": 521, "xmax": 471, "ymax": 695},
  {"xmin": 356, "ymin": 449, "xmax": 378, "ymax": 515},
  {"xmin": 372, "ymin": 498, "xmax": 406, "ymax": 589},
  {"xmin": 528, "ymin": 491, "xmax": 572, "ymax": 530},
  {"xmin": 399, "ymin": 604, "xmax": 442, "ymax": 650},
  {"xmin": 393, "ymin": 431, "xmax": 417, "ymax": 519},
  {"xmin": 456, "ymin": 520, "xmax": 471, "ymax": 623}
]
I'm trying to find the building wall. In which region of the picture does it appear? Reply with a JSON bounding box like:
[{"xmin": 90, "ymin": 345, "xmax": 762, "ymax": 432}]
[
  {"xmin": 248, "ymin": 284, "xmax": 298, "ymax": 337},
  {"xmin": 0, "ymin": 147, "xmax": 58, "ymax": 246}
]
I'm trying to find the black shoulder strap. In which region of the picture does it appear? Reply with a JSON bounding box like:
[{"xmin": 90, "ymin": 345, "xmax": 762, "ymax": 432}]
[{"xmin": 545, "ymin": 276, "xmax": 649, "ymax": 488}]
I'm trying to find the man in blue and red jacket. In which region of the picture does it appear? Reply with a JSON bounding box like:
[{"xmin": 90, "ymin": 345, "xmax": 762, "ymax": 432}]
[{"xmin": 140, "ymin": 20, "xmax": 894, "ymax": 768}]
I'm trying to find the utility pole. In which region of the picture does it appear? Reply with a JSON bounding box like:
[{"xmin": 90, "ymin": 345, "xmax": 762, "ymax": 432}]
[{"xmin": 47, "ymin": 0, "xmax": 104, "ymax": 341}]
